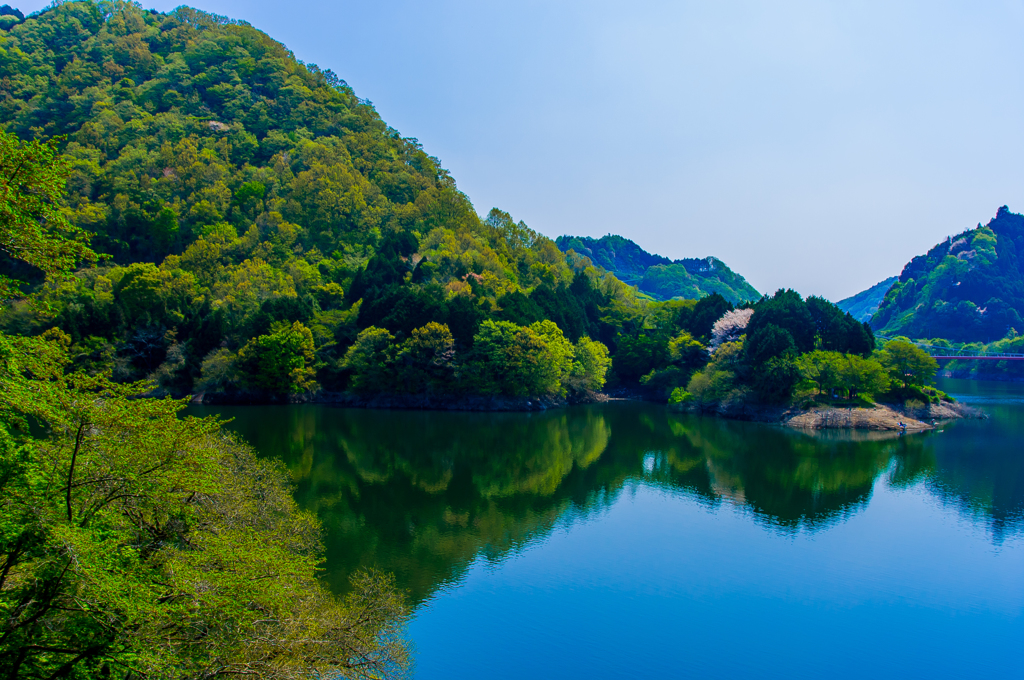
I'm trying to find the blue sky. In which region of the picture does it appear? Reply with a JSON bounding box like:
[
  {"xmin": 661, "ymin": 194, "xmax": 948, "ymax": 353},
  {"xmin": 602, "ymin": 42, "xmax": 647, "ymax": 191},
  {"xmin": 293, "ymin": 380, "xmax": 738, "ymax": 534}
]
[{"xmin": 14, "ymin": 0, "xmax": 1024, "ymax": 300}]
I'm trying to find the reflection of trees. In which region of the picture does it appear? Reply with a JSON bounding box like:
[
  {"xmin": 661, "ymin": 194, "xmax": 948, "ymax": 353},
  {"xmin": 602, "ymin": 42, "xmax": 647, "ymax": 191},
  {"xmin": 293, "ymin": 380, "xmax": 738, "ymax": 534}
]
[
  {"xmin": 199, "ymin": 407, "xmax": 619, "ymax": 603},
  {"xmin": 670, "ymin": 418, "xmax": 930, "ymax": 530},
  {"xmin": 193, "ymin": 401, "xmax": 1009, "ymax": 605}
]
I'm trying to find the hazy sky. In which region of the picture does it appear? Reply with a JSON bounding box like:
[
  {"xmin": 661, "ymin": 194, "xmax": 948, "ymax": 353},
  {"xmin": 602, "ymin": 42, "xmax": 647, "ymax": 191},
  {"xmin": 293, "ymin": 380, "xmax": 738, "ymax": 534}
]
[{"xmin": 15, "ymin": 0, "xmax": 1024, "ymax": 300}]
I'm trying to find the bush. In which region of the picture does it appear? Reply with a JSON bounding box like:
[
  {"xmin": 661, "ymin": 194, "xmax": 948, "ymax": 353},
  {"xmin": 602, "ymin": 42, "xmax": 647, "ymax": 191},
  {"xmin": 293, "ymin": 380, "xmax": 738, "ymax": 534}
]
[{"xmin": 668, "ymin": 387, "xmax": 693, "ymax": 405}]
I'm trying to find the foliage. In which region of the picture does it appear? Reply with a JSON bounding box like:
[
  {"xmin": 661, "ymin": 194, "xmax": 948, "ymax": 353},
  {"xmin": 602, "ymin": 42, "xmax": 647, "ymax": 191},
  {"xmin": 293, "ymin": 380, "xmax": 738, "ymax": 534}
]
[
  {"xmin": 752, "ymin": 356, "xmax": 801, "ymax": 404},
  {"xmin": 0, "ymin": 131, "xmax": 97, "ymax": 296},
  {"xmin": 342, "ymin": 326, "xmax": 397, "ymax": 394},
  {"xmin": 471, "ymin": 320, "xmax": 573, "ymax": 397},
  {"xmin": 395, "ymin": 321, "xmax": 457, "ymax": 392},
  {"xmin": 876, "ymin": 338, "xmax": 939, "ymax": 388},
  {"xmin": 238, "ymin": 320, "xmax": 318, "ymax": 393},
  {"xmin": 744, "ymin": 323, "xmax": 797, "ymax": 367},
  {"xmin": 668, "ymin": 387, "xmax": 693, "ymax": 405},
  {"xmin": 795, "ymin": 350, "xmax": 890, "ymax": 400},
  {"xmin": 0, "ymin": 332, "xmax": 409, "ymax": 678},
  {"xmin": 640, "ymin": 330, "xmax": 709, "ymax": 395},
  {"xmin": 684, "ymin": 340, "xmax": 744, "ymax": 412},
  {"xmin": 872, "ymin": 206, "xmax": 1024, "ymax": 342},
  {"xmin": 746, "ymin": 289, "xmax": 816, "ymax": 353},
  {"xmin": 569, "ymin": 335, "xmax": 612, "ymax": 392},
  {"xmin": 0, "ymin": 1, "xmax": 908, "ymax": 412}
]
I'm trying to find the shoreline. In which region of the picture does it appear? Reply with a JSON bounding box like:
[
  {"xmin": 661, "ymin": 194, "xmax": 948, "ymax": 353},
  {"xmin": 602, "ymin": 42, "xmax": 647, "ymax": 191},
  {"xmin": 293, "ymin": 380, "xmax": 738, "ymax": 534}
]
[
  {"xmin": 189, "ymin": 389, "xmax": 610, "ymax": 412},
  {"xmin": 188, "ymin": 389, "xmax": 985, "ymax": 430}
]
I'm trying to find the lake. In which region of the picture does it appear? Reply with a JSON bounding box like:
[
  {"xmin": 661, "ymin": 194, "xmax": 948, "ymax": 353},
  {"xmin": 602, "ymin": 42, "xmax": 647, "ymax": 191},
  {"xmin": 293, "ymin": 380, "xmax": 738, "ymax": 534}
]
[{"xmin": 191, "ymin": 378, "xmax": 1023, "ymax": 679}]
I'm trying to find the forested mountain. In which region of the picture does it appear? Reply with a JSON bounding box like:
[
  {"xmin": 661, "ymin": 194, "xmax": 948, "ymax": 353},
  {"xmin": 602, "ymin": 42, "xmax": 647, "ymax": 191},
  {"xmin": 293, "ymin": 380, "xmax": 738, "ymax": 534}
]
[
  {"xmin": 837, "ymin": 277, "xmax": 897, "ymax": 323},
  {"xmin": 0, "ymin": 0, "xmax": 643, "ymax": 397},
  {"xmin": 872, "ymin": 207, "xmax": 1024, "ymax": 343},
  {"xmin": 556, "ymin": 234, "xmax": 759, "ymax": 305}
]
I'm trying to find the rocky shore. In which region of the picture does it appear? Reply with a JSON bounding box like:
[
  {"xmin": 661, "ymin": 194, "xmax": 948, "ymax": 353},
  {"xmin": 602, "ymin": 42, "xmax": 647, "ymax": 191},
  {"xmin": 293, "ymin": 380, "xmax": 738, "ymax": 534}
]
[{"xmin": 677, "ymin": 399, "xmax": 985, "ymax": 431}]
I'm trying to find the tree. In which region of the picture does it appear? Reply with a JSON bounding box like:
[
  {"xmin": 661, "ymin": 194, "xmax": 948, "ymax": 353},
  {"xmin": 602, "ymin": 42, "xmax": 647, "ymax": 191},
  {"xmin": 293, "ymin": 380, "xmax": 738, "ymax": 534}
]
[
  {"xmin": 0, "ymin": 334, "xmax": 408, "ymax": 678},
  {"xmin": 0, "ymin": 131, "xmax": 97, "ymax": 297},
  {"xmin": 796, "ymin": 350, "xmax": 845, "ymax": 396},
  {"xmin": 569, "ymin": 336, "xmax": 612, "ymax": 392},
  {"xmin": 806, "ymin": 296, "xmax": 874, "ymax": 356},
  {"xmin": 396, "ymin": 321, "xmax": 457, "ymax": 392},
  {"xmin": 752, "ymin": 356, "xmax": 801, "ymax": 403},
  {"xmin": 877, "ymin": 339, "xmax": 939, "ymax": 387},
  {"xmin": 710, "ymin": 308, "xmax": 753, "ymax": 350},
  {"xmin": 238, "ymin": 321, "xmax": 319, "ymax": 393},
  {"xmin": 668, "ymin": 330, "xmax": 709, "ymax": 373},
  {"xmin": 744, "ymin": 323, "xmax": 797, "ymax": 367},
  {"xmin": 685, "ymin": 368, "xmax": 736, "ymax": 413},
  {"xmin": 471, "ymin": 320, "xmax": 568, "ymax": 396},
  {"xmin": 747, "ymin": 289, "xmax": 815, "ymax": 353},
  {"xmin": 342, "ymin": 326, "xmax": 398, "ymax": 394},
  {"xmin": 840, "ymin": 354, "xmax": 890, "ymax": 399}
]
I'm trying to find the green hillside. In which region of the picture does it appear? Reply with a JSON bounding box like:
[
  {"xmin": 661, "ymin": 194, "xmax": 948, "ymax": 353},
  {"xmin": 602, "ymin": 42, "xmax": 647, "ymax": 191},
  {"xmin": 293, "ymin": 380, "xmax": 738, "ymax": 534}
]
[
  {"xmin": 837, "ymin": 277, "xmax": 897, "ymax": 323},
  {"xmin": 556, "ymin": 234, "xmax": 759, "ymax": 305},
  {"xmin": 0, "ymin": 0, "xmax": 642, "ymax": 397},
  {"xmin": 872, "ymin": 207, "xmax": 1024, "ymax": 343}
]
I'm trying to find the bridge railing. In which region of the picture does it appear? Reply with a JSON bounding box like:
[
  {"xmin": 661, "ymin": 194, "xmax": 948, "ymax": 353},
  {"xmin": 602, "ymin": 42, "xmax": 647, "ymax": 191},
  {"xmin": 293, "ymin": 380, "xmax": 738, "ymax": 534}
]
[{"xmin": 875, "ymin": 335, "xmax": 1024, "ymax": 359}]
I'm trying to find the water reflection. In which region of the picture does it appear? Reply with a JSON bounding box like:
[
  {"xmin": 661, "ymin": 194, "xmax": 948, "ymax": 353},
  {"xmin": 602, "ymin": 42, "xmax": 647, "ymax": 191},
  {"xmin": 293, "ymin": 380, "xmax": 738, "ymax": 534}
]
[{"xmin": 194, "ymin": 392, "xmax": 1023, "ymax": 603}]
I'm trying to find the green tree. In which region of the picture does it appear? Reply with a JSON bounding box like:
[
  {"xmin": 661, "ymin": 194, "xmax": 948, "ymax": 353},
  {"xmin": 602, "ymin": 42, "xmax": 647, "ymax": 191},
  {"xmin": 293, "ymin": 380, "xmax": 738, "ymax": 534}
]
[
  {"xmin": 342, "ymin": 326, "xmax": 398, "ymax": 394},
  {"xmin": 0, "ymin": 333, "xmax": 408, "ymax": 678},
  {"xmin": 569, "ymin": 336, "xmax": 612, "ymax": 392},
  {"xmin": 685, "ymin": 368, "xmax": 736, "ymax": 413},
  {"xmin": 471, "ymin": 320, "xmax": 567, "ymax": 397},
  {"xmin": 744, "ymin": 322, "xmax": 797, "ymax": 367},
  {"xmin": 238, "ymin": 321, "xmax": 319, "ymax": 393},
  {"xmin": 396, "ymin": 321, "xmax": 457, "ymax": 392},
  {"xmin": 877, "ymin": 339, "xmax": 939, "ymax": 387},
  {"xmin": 747, "ymin": 289, "xmax": 815, "ymax": 353},
  {"xmin": 840, "ymin": 354, "xmax": 890, "ymax": 399},
  {"xmin": 0, "ymin": 131, "xmax": 97, "ymax": 296},
  {"xmin": 796, "ymin": 350, "xmax": 845, "ymax": 396},
  {"xmin": 752, "ymin": 356, "xmax": 801, "ymax": 404}
]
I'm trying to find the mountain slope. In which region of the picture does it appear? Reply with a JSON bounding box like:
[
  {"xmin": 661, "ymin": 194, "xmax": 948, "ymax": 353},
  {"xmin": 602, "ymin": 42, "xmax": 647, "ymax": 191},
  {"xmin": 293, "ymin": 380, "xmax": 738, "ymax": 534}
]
[
  {"xmin": 872, "ymin": 206, "xmax": 1024, "ymax": 342},
  {"xmin": 0, "ymin": 1, "xmax": 634, "ymax": 396},
  {"xmin": 837, "ymin": 277, "xmax": 897, "ymax": 323},
  {"xmin": 556, "ymin": 234, "xmax": 759, "ymax": 305}
]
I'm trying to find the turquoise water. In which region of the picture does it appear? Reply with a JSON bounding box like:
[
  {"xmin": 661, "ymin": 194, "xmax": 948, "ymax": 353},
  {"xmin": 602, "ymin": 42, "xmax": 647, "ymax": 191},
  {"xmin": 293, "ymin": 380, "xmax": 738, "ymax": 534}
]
[{"xmin": 194, "ymin": 378, "xmax": 1023, "ymax": 678}]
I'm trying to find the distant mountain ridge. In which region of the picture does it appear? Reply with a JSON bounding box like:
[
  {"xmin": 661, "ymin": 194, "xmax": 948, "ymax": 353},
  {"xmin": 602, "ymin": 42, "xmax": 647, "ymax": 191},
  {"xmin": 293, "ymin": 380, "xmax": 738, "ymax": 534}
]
[
  {"xmin": 837, "ymin": 277, "xmax": 897, "ymax": 323},
  {"xmin": 556, "ymin": 234, "xmax": 759, "ymax": 305},
  {"xmin": 871, "ymin": 206, "xmax": 1024, "ymax": 342}
]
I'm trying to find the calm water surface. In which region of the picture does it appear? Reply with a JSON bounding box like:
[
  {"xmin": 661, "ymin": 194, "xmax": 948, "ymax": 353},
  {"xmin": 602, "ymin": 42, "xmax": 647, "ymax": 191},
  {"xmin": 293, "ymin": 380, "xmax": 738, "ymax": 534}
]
[{"xmin": 193, "ymin": 378, "xmax": 1023, "ymax": 679}]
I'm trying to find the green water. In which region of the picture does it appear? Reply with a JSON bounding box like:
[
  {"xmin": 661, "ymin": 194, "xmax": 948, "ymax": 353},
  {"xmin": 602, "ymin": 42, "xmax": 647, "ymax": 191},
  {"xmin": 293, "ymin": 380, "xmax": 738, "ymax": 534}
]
[{"xmin": 193, "ymin": 378, "xmax": 1023, "ymax": 678}]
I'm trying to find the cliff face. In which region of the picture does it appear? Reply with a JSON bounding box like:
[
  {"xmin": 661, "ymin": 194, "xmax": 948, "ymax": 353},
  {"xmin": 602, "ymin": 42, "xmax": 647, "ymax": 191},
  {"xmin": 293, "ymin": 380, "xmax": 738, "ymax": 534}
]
[
  {"xmin": 556, "ymin": 234, "xmax": 759, "ymax": 305},
  {"xmin": 872, "ymin": 207, "xmax": 1024, "ymax": 342}
]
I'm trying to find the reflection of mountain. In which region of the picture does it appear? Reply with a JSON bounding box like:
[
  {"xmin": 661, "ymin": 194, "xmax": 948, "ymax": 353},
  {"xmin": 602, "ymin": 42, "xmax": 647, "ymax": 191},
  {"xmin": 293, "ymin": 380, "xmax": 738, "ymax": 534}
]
[{"xmin": 195, "ymin": 402, "xmax": 1019, "ymax": 604}]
